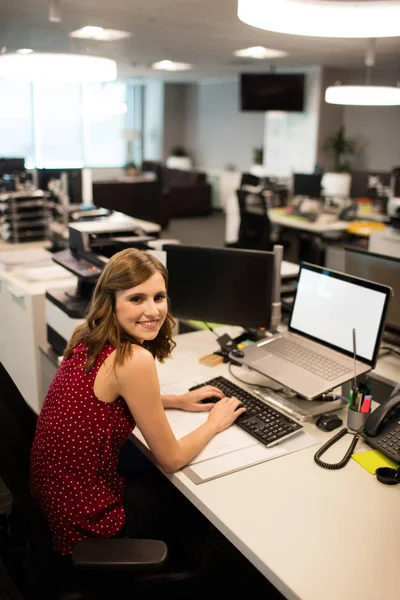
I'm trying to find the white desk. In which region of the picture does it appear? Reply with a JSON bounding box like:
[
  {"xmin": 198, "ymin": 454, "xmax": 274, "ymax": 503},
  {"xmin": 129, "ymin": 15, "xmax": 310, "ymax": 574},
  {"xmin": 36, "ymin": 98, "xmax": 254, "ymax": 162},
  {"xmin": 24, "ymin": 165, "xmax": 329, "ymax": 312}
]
[
  {"xmin": 133, "ymin": 328, "xmax": 400, "ymax": 600},
  {"xmin": 268, "ymin": 208, "xmax": 349, "ymax": 235},
  {"xmin": 0, "ymin": 251, "xmax": 75, "ymax": 413}
]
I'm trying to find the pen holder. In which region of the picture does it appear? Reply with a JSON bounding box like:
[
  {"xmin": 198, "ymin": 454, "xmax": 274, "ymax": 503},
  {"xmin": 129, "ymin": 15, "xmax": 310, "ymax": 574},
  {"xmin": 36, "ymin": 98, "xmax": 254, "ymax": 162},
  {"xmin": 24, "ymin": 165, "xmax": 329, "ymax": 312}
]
[{"xmin": 347, "ymin": 407, "xmax": 369, "ymax": 432}]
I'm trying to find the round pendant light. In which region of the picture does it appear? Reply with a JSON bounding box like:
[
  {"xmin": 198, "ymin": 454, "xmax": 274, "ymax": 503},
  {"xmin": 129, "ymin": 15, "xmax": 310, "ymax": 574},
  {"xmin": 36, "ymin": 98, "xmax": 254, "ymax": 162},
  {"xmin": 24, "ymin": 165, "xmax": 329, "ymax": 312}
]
[
  {"xmin": 325, "ymin": 39, "xmax": 400, "ymax": 106},
  {"xmin": 325, "ymin": 85, "xmax": 400, "ymax": 106},
  {"xmin": 237, "ymin": 0, "xmax": 400, "ymax": 38},
  {"xmin": 0, "ymin": 53, "xmax": 117, "ymax": 82}
]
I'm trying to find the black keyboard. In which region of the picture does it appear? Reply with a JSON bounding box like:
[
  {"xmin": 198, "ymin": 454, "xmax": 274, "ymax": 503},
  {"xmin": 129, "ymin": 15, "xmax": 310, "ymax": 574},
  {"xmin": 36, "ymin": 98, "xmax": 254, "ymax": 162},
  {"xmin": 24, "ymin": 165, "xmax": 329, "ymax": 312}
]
[
  {"xmin": 365, "ymin": 423, "xmax": 400, "ymax": 464},
  {"xmin": 189, "ymin": 376, "xmax": 303, "ymax": 448}
]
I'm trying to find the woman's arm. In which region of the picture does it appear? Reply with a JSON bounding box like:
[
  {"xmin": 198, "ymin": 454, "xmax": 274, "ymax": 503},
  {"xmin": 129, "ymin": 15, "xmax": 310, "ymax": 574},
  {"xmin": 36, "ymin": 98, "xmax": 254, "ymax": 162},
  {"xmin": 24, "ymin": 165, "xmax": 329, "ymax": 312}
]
[{"xmin": 116, "ymin": 347, "xmax": 245, "ymax": 472}]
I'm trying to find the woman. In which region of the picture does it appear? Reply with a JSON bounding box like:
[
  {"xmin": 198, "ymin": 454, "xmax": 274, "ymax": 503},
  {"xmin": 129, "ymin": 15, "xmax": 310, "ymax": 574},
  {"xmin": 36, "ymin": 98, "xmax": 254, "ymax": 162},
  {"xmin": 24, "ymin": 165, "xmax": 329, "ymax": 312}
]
[{"xmin": 30, "ymin": 248, "xmax": 245, "ymax": 557}]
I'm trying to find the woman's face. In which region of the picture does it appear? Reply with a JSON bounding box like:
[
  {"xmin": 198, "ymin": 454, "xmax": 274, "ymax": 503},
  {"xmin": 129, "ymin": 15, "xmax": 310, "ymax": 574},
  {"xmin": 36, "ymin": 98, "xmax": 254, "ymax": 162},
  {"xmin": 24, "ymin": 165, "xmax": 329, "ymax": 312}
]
[{"xmin": 114, "ymin": 272, "xmax": 168, "ymax": 343}]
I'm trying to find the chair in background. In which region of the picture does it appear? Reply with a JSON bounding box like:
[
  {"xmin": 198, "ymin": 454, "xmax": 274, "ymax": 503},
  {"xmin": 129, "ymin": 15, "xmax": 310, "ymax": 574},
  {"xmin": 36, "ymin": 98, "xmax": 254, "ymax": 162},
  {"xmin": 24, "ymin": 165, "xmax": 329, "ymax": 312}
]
[
  {"xmin": 239, "ymin": 172, "xmax": 263, "ymax": 190},
  {"xmin": 233, "ymin": 189, "xmax": 272, "ymax": 251},
  {"xmin": 0, "ymin": 362, "xmax": 197, "ymax": 600}
]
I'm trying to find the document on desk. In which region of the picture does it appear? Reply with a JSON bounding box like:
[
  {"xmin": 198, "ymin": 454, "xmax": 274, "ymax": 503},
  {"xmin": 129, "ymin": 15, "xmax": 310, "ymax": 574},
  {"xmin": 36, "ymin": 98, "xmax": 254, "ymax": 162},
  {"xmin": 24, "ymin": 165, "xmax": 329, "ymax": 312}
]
[
  {"xmin": 133, "ymin": 378, "xmax": 318, "ymax": 483},
  {"xmin": 184, "ymin": 432, "xmax": 317, "ymax": 484}
]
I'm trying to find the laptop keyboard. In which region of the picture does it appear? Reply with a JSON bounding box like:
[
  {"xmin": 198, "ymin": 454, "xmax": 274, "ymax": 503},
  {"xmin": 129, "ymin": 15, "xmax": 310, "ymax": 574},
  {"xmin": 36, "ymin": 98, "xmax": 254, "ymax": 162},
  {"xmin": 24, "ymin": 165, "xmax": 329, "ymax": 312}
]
[
  {"xmin": 269, "ymin": 338, "xmax": 352, "ymax": 381},
  {"xmin": 189, "ymin": 376, "xmax": 303, "ymax": 448}
]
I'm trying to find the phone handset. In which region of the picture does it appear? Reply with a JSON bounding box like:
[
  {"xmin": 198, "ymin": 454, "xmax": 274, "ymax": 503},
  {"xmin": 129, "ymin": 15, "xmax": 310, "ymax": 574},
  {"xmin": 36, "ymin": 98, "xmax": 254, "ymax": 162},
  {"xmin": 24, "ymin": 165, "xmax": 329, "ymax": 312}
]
[{"xmin": 363, "ymin": 395, "xmax": 400, "ymax": 437}]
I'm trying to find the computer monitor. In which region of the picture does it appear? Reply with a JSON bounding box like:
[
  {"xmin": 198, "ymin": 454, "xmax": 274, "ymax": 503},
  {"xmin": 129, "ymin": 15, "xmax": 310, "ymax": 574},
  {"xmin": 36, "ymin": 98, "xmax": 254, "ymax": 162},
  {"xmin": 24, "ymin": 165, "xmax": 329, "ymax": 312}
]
[
  {"xmin": 293, "ymin": 173, "xmax": 322, "ymax": 198},
  {"xmin": 0, "ymin": 157, "xmax": 25, "ymax": 176},
  {"xmin": 93, "ymin": 181, "xmax": 163, "ymax": 225},
  {"xmin": 345, "ymin": 248, "xmax": 400, "ymax": 335},
  {"xmin": 164, "ymin": 245, "xmax": 274, "ymax": 330},
  {"xmin": 37, "ymin": 168, "xmax": 82, "ymax": 204}
]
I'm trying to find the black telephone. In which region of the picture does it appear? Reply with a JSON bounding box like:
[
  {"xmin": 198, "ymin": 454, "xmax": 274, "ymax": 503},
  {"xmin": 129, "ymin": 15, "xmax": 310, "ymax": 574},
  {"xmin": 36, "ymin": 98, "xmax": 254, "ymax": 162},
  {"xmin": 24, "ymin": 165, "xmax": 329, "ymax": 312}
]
[{"xmin": 363, "ymin": 395, "xmax": 400, "ymax": 463}]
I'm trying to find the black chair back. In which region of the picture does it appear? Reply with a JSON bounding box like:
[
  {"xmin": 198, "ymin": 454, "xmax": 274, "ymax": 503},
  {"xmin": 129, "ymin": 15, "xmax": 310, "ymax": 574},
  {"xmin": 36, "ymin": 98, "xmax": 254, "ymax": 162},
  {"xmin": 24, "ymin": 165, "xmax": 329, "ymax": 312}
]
[
  {"xmin": 239, "ymin": 172, "xmax": 261, "ymax": 189},
  {"xmin": 235, "ymin": 189, "xmax": 272, "ymax": 251},
  {"xmin": 0, "ymin": 363, "xmax": 60, "ymax": 599}
]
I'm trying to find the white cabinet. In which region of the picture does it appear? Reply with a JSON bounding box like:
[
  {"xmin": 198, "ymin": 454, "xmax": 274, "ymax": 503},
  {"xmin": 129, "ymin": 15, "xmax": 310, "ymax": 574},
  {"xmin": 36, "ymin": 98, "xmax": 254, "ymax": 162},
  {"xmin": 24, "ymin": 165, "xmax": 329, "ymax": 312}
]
[{"xmin": 0, "ymin": 269, "xmax": 75, "ymax": 414}]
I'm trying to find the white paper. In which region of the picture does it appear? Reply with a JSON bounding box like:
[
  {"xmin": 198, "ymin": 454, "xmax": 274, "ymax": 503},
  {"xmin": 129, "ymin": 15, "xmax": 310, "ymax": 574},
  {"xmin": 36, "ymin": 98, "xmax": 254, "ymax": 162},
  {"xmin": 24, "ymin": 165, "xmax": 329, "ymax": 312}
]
[
  {"xmin": 13, "ymin": 264, "xmax": 70, "ymax": 282},
  {"xmin": 189, "ymin": 431, "xmax": 317, "ymax": 481},
  {"xmin": 0, "ymin": 248, "xmax": 51, "ymax": 269},
  {"xmin": 165, "ymin": 409, "xmax": 259, "ymax": 464}
]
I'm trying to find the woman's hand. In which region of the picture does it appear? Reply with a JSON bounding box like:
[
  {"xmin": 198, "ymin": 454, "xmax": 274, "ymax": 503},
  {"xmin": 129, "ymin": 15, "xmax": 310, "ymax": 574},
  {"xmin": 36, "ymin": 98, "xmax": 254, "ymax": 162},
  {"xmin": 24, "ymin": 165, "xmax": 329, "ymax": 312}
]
[
  {"xmin": 176, "ymin": 385, "xmax": 225, "ymax": 412},
  {"xmin": 207, "ymin": 396, "xmax": 246, "ymax": 433}
]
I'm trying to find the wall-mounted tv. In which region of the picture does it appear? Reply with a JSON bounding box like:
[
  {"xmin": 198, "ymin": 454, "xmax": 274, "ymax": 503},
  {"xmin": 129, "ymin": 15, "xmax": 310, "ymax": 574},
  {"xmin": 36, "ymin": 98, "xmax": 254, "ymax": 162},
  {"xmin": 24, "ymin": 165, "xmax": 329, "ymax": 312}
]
[{"xmin": 240, "ymin": 73, "xmax": 305, "ymax": 112}]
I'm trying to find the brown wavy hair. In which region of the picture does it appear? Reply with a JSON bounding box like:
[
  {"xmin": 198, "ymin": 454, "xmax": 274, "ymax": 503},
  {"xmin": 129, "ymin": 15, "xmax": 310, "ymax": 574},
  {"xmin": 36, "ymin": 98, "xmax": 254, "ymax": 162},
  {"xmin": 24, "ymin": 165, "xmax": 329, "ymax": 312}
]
[{"xmin": 64, "ymin": 248, "xmax": 176, "ymax": 372}]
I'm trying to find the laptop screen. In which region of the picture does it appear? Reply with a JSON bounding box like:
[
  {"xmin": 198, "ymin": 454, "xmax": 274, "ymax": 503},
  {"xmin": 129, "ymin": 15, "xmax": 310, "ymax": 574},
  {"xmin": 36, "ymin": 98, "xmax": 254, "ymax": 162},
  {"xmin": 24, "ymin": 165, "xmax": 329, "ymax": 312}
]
[{"xmin": 289, "ymin": 263, "xmax": 392, "ymax": 366}]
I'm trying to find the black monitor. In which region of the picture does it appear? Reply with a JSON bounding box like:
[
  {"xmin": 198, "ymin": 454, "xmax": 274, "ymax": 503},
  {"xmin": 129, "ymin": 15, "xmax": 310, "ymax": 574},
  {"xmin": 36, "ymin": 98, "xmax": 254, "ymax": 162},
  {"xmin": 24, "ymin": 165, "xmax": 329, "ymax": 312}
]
[
  {"xmin": 164, "ymin": 245, "xmax": 274, "ymax": 330},
  {"xmin": 350, "ymin": 171, "xmax": 391, "ymax": 199},
  {"xmin": 0, "ymin": 157, "xmax": 25, "ymax": 176},
  {"xmin": 293, "ymin": 173, "xmax": 322, "ymax": 198},
  {"xmin": 37, "ymin": 168, "xmax": 82, "ymax": 204},
  {"xmin": 93, "ymin": 181, "xmax": 163, "ymax": 226},
  {"xmin": 240, "ymin": 73, "xmax": 305, "ymax": 112},
  {"xmin": 345, "ymin": 248, "xmax": 400, "ymax": 335}
]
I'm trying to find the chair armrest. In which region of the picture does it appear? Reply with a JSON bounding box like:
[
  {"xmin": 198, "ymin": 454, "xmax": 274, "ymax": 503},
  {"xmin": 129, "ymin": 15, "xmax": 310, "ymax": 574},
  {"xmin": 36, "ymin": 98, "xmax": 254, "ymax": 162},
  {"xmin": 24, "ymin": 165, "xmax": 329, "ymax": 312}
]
[{"xmin": 72, "ymin": 538, "xmax": 168, "ymax": 570}]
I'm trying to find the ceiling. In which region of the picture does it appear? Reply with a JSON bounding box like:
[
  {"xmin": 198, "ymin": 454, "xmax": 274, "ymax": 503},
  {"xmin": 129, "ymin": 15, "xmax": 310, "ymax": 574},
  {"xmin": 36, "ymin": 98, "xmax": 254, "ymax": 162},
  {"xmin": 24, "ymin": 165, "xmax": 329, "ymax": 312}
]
[{"xmin": 1, "ymin": 0, "xmax": 400, "ymax": 81}]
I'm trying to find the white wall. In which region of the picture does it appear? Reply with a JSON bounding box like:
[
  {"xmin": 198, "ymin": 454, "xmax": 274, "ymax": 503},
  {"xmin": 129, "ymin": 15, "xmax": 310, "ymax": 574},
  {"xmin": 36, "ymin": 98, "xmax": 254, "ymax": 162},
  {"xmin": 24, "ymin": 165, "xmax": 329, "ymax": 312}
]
[
  {"xmin": 143, "ymin": 80, "xmax": 164, "ymax": 161},
  {"xmin": 184, "ymin": 79, "xmax": 265, "ymax": 171},
  {"xmin": 163, "ymin": 83, "xmax": 190, "ymax": 160},
  {"xmin": 341, "ymin": 67, "xmax": 400, "ymax": 171},
  {"xmin": 316, "ymin": 68, "xmax": 346, "ymax": 171},
  {"xmin": 263, "ymin": 67, "xmax": 322, "ymax": 177}
]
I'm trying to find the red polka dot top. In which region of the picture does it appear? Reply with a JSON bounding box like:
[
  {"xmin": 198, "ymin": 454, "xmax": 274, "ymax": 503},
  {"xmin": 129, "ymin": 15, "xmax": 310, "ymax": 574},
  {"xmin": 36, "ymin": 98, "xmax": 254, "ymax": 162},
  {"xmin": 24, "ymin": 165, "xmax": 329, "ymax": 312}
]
[{"xmin": 30, "ymin": 342, "xmax": 135, "ymax": 555}]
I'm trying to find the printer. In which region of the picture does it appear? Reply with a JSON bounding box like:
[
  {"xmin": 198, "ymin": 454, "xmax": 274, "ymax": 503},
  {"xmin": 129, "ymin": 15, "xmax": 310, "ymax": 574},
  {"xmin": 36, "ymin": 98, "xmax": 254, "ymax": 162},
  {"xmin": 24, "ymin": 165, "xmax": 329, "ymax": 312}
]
[{"xmin": 45, "ymin": 217, "xmax": 158, "ymax": 356}]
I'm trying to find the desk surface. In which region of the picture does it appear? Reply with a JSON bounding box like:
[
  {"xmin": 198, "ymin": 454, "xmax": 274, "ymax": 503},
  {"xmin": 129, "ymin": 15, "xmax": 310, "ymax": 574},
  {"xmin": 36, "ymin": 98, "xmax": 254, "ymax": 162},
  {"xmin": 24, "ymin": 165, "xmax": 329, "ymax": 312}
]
[
  {"xmin": 133, "ymin": 328, "xmax": 400, "ymax": 600},
  {"xmin": 269, "ymin": 208, "xmax": 349, "ymax": 234}
]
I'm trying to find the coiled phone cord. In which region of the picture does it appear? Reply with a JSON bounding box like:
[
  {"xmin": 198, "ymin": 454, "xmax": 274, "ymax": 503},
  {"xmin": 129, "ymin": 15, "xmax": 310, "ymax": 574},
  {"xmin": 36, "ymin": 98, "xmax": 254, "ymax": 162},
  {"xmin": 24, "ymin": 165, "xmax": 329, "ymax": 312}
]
[{"xmin": 314, "ymin": 428, "xmax": 360, "ymax": 470}]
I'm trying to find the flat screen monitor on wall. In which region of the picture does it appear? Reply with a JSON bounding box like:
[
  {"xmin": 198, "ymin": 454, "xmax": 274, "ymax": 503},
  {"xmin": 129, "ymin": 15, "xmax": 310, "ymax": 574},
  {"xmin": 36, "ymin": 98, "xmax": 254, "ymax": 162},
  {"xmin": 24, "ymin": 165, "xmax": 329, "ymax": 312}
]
[{"xmin": 240, "ymin": 73, "xmax": 305, "ymax": 112}]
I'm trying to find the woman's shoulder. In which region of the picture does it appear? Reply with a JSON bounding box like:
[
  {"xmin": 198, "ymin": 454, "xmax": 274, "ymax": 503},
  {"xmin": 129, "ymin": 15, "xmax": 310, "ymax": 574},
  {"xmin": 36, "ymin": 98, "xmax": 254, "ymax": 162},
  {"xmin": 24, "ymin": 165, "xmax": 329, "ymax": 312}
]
[{"xmin": 117, "ymin": 344, "xmax": 154, "ymax": 377}]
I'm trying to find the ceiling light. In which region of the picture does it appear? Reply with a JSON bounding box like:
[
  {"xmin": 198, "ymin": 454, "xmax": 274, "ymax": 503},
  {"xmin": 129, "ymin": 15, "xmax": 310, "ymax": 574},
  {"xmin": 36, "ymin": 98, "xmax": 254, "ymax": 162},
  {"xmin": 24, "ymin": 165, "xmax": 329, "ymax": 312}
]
[
  {"xmin": 0, "ymin": 53, "xmax": 117, "ymax": 82},
  {"xmin": 70, "ymin": 26, "xmax": 132, "ymax": 41},
  {"xmin": 233, "ymin": 46, "xmax": 288, "ymax": 59},
  {"xmin": 325, "ymin": 84, "xmax": 400, "ymax": 106},
  {"xmin": 325, "ymin": 39, "xmax": 400, "ymax": 106},
  {"xmin": 152, "ymin": 60, "xmax": 192, "ymax": 71},
  {"xmin": 238, "ymin": 0, "xmax": 400, "ymax": 38},
  {"xmin": 16, "ymin": 48, "xmax": 34, "ymax": 54}
]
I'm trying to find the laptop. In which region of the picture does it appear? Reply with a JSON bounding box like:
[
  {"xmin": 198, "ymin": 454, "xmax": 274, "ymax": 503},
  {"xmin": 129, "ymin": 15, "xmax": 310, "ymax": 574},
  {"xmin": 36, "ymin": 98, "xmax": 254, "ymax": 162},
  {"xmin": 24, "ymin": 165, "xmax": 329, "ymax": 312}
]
[{"xmin": 229, "ymin": 263, "xmax": 392, "ymax": 400}]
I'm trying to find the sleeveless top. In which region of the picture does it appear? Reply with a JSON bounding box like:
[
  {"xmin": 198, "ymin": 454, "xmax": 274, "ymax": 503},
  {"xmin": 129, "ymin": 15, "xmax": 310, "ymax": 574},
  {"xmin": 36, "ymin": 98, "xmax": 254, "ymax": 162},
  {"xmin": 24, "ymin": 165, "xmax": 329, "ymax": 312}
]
[{"xmin": 30, "ymin": 342, "xmax": 135, "ymax": 555}]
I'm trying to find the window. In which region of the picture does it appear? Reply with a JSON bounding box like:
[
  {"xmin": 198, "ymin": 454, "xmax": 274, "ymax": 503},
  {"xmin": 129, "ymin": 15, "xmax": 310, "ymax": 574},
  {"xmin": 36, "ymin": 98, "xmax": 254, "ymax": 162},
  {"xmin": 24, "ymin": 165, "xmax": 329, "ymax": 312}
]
[
  {"xmin": 82, "ymin": 82, "xmax": 127, "ymax": 167},
  {"xmin": 0, "ymin": 79, "xmax": 34, "ymax": 166},
  {"xmin": 0, "ymin": 79, "xmax": 144, "ymax": 169},
  {"xmin": 33, "ymin": 81, "xmax": 83, "ymax": 168}
]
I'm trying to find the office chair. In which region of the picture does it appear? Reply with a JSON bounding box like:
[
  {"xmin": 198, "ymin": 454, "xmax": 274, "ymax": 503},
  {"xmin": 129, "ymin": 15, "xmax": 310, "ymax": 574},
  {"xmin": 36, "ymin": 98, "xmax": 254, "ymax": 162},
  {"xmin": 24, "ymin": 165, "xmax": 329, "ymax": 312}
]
[
  {"xmin": 0, "ymin": 362, "xmax": 197, "ymax": 600},
  {"xmin": 233, "ymin": 188, "xmax": 272, "ymax": 251},
  {"xmin": 239, "ymin": 172, "xmax": 262, "ymax": 189}
]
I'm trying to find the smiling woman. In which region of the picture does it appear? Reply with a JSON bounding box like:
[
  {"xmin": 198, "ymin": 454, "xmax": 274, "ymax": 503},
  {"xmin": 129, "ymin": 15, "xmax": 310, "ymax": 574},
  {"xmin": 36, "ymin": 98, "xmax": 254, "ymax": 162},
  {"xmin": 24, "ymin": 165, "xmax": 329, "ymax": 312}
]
[{"xmin": 30, "ymin": 247, "xmax": 246, "ymax": 569}]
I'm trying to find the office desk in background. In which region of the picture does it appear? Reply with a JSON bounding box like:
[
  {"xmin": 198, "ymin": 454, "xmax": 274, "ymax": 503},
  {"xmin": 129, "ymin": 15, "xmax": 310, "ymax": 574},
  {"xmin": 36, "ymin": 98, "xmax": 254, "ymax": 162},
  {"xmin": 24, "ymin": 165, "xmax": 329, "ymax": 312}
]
[
  {"xmin": 132, "ymin": 328, "xmax": 400, "ymax": 600},
  {"xmin": 268, "ymin": 208, "xmax": 350, "ymax": 234}
]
